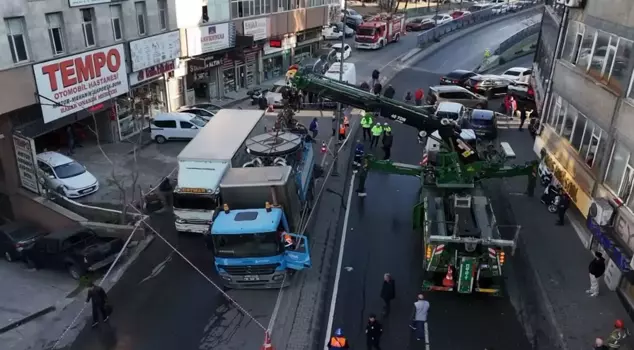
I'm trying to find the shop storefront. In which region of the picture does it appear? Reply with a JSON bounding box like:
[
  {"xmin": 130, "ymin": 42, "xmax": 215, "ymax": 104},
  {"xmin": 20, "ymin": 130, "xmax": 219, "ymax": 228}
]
[
  {"xmin": 123, "ymin": 31, "xmax": 180, "ymax": 140},
  {"xmin": 186, "ymin": 22, "xmax": 236, "ymax": 102},
  {"xmin": 243, "ymin": 17, "xmax": 269, "ymax": 85},
  {"xmin": 263, "ymin": 36, "xmax": 295, "ymax": 81},
  {"xmin": 293, "ymin": 28, "xmax": 323, "ymax": 63}
]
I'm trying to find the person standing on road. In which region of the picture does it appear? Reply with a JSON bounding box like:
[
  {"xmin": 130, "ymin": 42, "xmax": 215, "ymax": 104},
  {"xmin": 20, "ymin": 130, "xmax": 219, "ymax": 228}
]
[
  {"xmin": 409, "ymin": 293, "xmax": 430, "ymax": 341},
  {"xmin": 371, "ymin": 69, "xmax": 380, "ymax": 88},
  {"xmin": 361, "ymin": 112, "xmax": 373, "ymax": 141},
  {"xmin": 587, "ymin": 251, "xmax": 606, "ymax": 297},
  {"xmin": 327, "ymin": 328, "xmax": 350, "ymax": 349},
  {"xmin": 383, "ymin": 85, "xmax": 396, "ymax": 99},
  {"xmin": 509, "ymin": 96, "xmax": 517, "ymax": 118},
  {"xmin": 159, "ymin": 177, "xmax": 173, "ymax": 210},
  {"xmin": 373, "ymin": 82, "xmax": 383, "ymax": 95},
  {"xmin": 365, "ymin": 314, "xmax": 383, "ymax": 350},
  {"xmin": 371, "ymin": 123, "xmax": 383, "ymax": 148},
  {"xmin": 86, "ymin": 281, "xmax": 110, "ymax": 327},
  {"xmin": 404, "ymin": 91, "xmax": 413, "ymax": 104},
  {"xmin": 415, "ymin": 88, "xmax": 424, "ymax": 106},
  {"xmin": 519, "ymin": 106, "xmax": 528, "ymax": 131},
  {"xmin": 382, "ymin": 130, "xmax": 393, "ymax": 160},
  {"xmin": 556, "ymin": 193, "xmax": 571, "ymax": 226},
  {"xmin": 380, "ymin": 273, "xmax": 396, "ymax": 316},
  {"xmin": 382, "ymin": 122, "xmax": 392, "ymax": 135},
  {"xmin": 309, "ymin": 117, "xmax": 319, "ymax": 139},
  {"xmin": 338, "ymin": 122, "xmax": 347, "ymax": 142}
]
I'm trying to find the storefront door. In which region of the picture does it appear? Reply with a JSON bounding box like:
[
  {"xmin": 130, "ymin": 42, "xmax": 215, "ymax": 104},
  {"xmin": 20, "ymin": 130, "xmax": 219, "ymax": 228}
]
[{"xmin": 238, "ymin": 65, "xmax": 247, "ymax": 89}]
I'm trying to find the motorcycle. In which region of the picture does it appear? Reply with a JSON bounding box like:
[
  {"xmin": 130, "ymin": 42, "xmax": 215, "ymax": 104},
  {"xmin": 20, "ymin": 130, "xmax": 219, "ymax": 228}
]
[
  {"xmin": 538, "ymin": 160, "xmax": 553, "ymax": 187},
  {"xmin": 541, "ymin": 181, "xmax": 562, "ymax": 213},
  {"xmin": 247, "ymin": 88, "xmax": 267, "ymax": 105}
]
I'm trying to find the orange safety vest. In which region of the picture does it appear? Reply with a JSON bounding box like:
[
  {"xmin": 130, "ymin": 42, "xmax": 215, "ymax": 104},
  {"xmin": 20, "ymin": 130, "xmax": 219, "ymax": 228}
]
[
  {"xmin": 343, "ymin": 116, "xmax": 350, "ymax": 126},
  {"xmin": 339, "ymin": 124, "xmax": 346, "ymax": 135},
  {"xmin": 329, "ymin": 336, "xmax": 347, "ymax": 348},
  {"xmin": 284, "ymin": 234, "xmax": 294, "ymax": 245}
]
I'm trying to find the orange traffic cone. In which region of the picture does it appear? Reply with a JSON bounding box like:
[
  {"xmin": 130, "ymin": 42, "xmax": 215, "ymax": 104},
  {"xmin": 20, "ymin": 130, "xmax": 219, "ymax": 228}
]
[
  {"xmin": 442, "ymin": 265, "xmax": 454, "ymax": 287},
  {"xmin": 261, "ymin": 331, "xmax": 274, "ymax": 350}
]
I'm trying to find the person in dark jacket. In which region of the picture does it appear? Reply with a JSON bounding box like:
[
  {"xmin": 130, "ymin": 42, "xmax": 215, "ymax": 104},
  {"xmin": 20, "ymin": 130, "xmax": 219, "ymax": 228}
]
[
  {"xmin": 86, "ymin": 281, "xmax": 110, "ymax": 327},
  {"xmin": 380, "ymin": 273, "xmax": 396, "ymax": 316},
  {"xmin": 360, "ymin": 81, "xmax": 370, "ymax": 91},
  {"xmin": 373, "ymin": 83, "xmax": 383, "ymax": 95},
  {"xmin": 518, "ymin": 106, "xmax": 528, "ymax": 131},
  {"xmin": 159, "ymin": 177, "xmax": 173, "ymax": 209},
  {"xmin": 309, "ymin": 118, "xmax": 319, "ymax": 139},
  {"xmin": 383, "ymin": 85, "xmax": 396, "ymax": 99},
  {"xmin": 382, "ymin": 131, "xmax": 393, "ymax": 160},
  {"xmin": 371, "ymin": 69, "xmax": 380, "ymax": 87},
  {"xmin": 365, "ymin": 314, "xmax": 383, "ymax": 350},
  {"xmin": 556, "ymin": 193, "xmax": 571, "ymax": 225},
  {"xmin": 587, "ymin": 251, "xmax": 606, "ymax": 297}
]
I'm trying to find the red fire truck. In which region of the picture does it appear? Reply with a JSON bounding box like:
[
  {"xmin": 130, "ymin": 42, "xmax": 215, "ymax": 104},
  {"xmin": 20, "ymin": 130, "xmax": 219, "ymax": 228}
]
[{"xmin": 354, "ymin": 13, "xmax": 405, "ymax": 50}]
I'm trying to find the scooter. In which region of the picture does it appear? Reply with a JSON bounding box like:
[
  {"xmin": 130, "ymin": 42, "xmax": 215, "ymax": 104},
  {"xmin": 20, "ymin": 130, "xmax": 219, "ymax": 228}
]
[
  {"xmin": 538, "ymin": 160, "xmax": 553, "ymax": 187},
  {"xmin": 541, "ymin": 181, "xmax": 562, "ymax": 213}
]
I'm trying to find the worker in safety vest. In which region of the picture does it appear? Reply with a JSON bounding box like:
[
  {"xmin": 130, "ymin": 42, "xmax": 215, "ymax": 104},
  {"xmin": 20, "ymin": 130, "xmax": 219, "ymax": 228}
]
[
  {"xmin": 484, "ymin": 48, "xmax": 491, "ymax": 60},
  {"xmin": 282, "ymin": 232, "xmax": 295, "ymax": 249},
  {"xmin": 361, "ymin": 111, "xmax": 373, "ymax": 141},
  {"xmin": 338, "ymin": 123, "xmax": 346, "ymax": 142},
  {"xmin": 370, "ymin": 122, "xmax": 383, "ymax": 148},
  {"xmin": 382, "ymin": 122, "xmax": 392, "ymax": 135},
  {"xmin": 327, "ymin": 328, "xmax": 350, "ymax": 348},
  {"xmin": 607, "ymin": 319, "xmax": 630, "ymax": 349}
]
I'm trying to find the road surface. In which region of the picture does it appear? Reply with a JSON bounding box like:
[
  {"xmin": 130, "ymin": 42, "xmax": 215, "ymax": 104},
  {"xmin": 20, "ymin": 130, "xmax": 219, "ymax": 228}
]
[{"xmin": 326, "ymin": 14, "xmax": 540, "ymax": 350}]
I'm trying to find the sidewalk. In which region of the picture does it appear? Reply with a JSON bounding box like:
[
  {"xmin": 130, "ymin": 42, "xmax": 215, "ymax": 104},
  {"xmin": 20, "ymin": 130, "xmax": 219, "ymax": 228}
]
[{"xmin": 498, "ymin": 130, "xmax": 632, "ymax": 349}]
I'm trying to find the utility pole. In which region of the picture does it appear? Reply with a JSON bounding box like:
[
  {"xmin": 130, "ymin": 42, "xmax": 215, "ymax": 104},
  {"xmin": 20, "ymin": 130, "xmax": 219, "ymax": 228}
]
[
  {"xmin": 434, "ymin": 1, "xmax": 439, "ymax": 25},
  {"xmin": 333, "ymin": 0, "xmax": 347, "ymax": 177}
]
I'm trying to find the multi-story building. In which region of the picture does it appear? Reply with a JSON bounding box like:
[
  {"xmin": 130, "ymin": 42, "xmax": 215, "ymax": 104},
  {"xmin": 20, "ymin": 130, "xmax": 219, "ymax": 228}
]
[
  {"xmin": 0, "ymin": 0, "xmax": 335, "ymax": 229},
  {"xmin": 533, "ymin": 0, "xmax": 634, "ymax": 312}
]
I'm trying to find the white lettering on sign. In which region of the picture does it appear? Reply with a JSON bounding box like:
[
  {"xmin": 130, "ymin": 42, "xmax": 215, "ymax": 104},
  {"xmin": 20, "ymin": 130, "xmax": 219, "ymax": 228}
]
[
  {"xmin": 12, "ymin": 135, "xmax": 39, "ymax": 194},
  {"xmin": 129, "ymin": 60, "xmax": 176, "ymax": 86},
  {"xmin": 187, "ymin": 22, "xmax": 232, "ymax": 55},
  {"xmin": 243, "ymin": 18, "xmax": 268, "ymax": 41},
  {"xmin": 33, "ymin": 44, "xmax": 129, "ymax": 123}
]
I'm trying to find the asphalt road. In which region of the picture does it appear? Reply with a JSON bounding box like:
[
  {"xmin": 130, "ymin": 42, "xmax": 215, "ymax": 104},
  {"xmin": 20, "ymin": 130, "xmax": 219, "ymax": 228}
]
[{"xmin": 326, "ymin": 16, "xmax": 541, "ymax": 350}]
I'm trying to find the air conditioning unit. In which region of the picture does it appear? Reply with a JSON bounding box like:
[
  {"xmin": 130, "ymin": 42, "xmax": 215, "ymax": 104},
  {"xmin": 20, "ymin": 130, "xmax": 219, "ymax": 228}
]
[
  {"xmin": 565, "ymin": 0, "xmax": 584, "ymax": 8},
  {"xmin": 588, "ymin": 198, "xmax": 615, "ymax": 226},
  {"xmin": 555, "ymin": 0, "xmax": 565, "ymax": 4}
]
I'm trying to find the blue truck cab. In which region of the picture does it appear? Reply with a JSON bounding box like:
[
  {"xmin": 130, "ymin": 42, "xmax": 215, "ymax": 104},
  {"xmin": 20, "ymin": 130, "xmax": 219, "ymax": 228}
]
[{"xmin": 210, "ymin": 203, "xmax": 311, "ymax": 289}]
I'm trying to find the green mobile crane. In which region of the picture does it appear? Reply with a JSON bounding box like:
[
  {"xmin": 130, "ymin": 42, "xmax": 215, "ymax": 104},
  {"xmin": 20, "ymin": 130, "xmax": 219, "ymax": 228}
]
[{"xmin": 292, "ymin": 73, "xmax": 537, "ymax": 296}]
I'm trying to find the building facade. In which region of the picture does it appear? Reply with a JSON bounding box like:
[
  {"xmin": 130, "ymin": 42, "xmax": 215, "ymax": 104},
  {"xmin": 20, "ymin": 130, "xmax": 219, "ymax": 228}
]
[
  {"xmin": 0, "ymin": 0, "xmax": 335, "ymax": 229},
  {"xmin": 533, "ymin": 0, "xmax": 634, "ymax": 312}
]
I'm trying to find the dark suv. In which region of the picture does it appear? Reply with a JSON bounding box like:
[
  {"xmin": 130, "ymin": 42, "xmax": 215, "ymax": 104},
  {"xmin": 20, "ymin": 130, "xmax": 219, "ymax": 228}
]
[
  {"xmin": 464, "ymin": 75, "xmax": 511, "ymax": 99},
  {"xmin": 0, "ymin": 222, "xmax": 48, "ymax": 262},
  {"xmin": 23, "ymin": 227, "xmax": 124, "ymax": 279},
  {"xmin": 426, "ymin": 85, "xmax": 488, "ymax": 109}
]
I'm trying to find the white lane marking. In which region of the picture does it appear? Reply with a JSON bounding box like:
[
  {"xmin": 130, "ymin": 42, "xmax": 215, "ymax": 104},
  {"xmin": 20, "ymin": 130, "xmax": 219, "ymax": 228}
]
[
  {"xmin": 425, "ymin": 322, "xmax": 431, "ymax": 350},
  {"xmin": 139, "ymin": 252, "xmax": 173, "ymax": 285},
  {"xmin": 323, "ymin": 173, "xmax": 356, "ymax": 350}
]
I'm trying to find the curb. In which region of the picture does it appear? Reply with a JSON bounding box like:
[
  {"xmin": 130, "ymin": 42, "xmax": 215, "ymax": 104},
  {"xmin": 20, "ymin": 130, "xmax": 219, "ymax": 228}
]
[{"xmin": 0, "ymin": 306, "xmax": 56, "ymax": 335}]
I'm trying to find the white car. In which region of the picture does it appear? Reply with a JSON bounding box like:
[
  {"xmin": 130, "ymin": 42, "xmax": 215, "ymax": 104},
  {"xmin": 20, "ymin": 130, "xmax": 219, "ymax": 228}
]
[
  {"xmin": 332, "ymin": 43, "xmax": 352, "ymax": 61},
  {"xmin": 431, "ymin": 14, "xmax": 453, "ymax": 25},
  {"xmin": 36, "ymin": 151, "xmax": 99, "ymax": 198},
  {"xmin": 322, "ymin": 23, "xmax": 354, "ymax": 40},
  {"xmin": 177, "ymin": 106, "xmax": 216, "ymax": 121},
  {"xmin": 492, "ymin": 3, "xmax": 510, "ymax": 14},
  {"xmin": 500, "ymin": 67, "xmax": 532, "ymax": 82},
  {"xmin": 265, "ymin": 80, "xmax": 292, "ymax": 107}
]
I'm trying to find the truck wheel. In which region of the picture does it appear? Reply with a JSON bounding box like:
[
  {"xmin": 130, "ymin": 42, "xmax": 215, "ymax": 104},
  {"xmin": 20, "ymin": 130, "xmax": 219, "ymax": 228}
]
[
  {"xmin": 67, "ymin": 264, "xmax": 82, "ymax": 280},
  {"xmin": 155, "ymin": 135, "xmax": 167, "ymax": 144}
]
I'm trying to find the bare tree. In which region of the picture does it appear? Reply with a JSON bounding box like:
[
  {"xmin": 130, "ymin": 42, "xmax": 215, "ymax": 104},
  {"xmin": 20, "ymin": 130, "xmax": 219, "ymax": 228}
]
[{"xmin": 378, "ymin": 0, "xmax": 397, "ymax": 12}]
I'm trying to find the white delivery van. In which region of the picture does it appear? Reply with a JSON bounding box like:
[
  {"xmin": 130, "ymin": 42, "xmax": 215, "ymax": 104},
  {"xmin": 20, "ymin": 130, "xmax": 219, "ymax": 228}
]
[
  {"xmin": 173, "ymin": 109, "xmax": 267, "ymax": 234},
  {"xmin": 151, "ymin": 112, "xmax": 208, "ymax": 144},
  {"xmin": 324, "ymin": 62, "xmax": 357, "ymax": 85}
]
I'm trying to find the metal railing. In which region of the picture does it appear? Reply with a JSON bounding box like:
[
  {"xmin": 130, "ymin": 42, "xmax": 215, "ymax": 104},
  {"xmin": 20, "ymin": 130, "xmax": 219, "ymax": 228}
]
[
  {"xmin": 495, "ymin": 22, "xmax": 540, "ymax": 55},
  {"xmin": 416, "ymin": 1, "xmax": 543, "ymax": 48},
  {"xmin": 399, "ymin": 2, "xmax": 474, "ymax": 18}
]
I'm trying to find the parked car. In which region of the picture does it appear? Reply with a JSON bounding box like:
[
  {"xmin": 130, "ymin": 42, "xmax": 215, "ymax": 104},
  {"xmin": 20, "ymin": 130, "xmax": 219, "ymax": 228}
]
[
  {"xmin": 435, "ymin": 102, "xmax": 468, "ymax": 124},
  {"xmin": 431, "ymin": 14, "xmax": 453, "ymax": 25},
  {"xmin": 467, "ymin": 109, "xmax": 498, "ymax": 139},
  {"xmin": 332, "ymin": 43, "xmax": 352, "ymax": 61},
  {"xmin": 464, "ymin": 74, "xmax": 512, "ymax": 99},
  {"xmin": 500, "ymin": 67, "xmax": 532, "ymax": 82},
  {"xmin": 22, "ymin": 227, "xmax": 124, "ymax": 279},
  {"xmin": 264, "ymin": 80, "xmax": 292, "ymax": 108},
  {"xmin": 151, "ymin": 112, "xmax": 207, "ymax": 143},
  {"xmin": 492, "ymin": 4, "xmax": 510, "ymax": 14},
  {"xmin": 342, "ymin": 8, "xmax": 364, "ymax": 28},
  {"xmin": 450, "ymin": 10, "xmax": 471, "ymax": 19},
  {"xmin": 187, "ymin": 102, "xmax": 223, "ymax": 112},
  {"xmin": 406, "ymin": 18, "xmax": 435, "ymax": 31},
  {"xmin": 177, "ymin": 106, "xmax": 216, "ymax": 121},
  {"xmin": 0, "ymin": 222, "xmax": 48, "ymax": 262},
  {"xmin": 426, "ymin": 85, "xmax": 488, "ymax": 109},
  {"xmin": 37, "ymin": 152, "xmax": 99, "ymax": 198},
  {"xmin": 440, "ymin": 69, "xmax": 478, "ymax": 86},
  {"xmin": 322, "ymin": 22, "xmax": 354, "ymax": 40}
]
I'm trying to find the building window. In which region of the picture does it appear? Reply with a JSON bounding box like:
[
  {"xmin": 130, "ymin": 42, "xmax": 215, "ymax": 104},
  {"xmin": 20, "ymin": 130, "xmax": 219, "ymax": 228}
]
[
  {"xmin": 81, "ymin": 9, "xmax": 96, "ymax": 47},
  {"xmin": 135, "ymin": 2, "xmax": 147, "ymax": 36},
  {"xmin": 252, "ymin": 0, "xmax": 271, "ymax": 15},
  {"xmin": 606, "ymin": 142, "xmax": 632, "ymax": 196},
  {"xmin": 110, "ymin": 5, "xmax": 123, "ymax": 41},
  {"xmin": 615, "ymin": 39, "xmax": 634, "ymax": 95},
  {"xmin": 560, "ymin": 103, "xmax": 577, "ymax": 141},
  {"xmin": 570, "ymin": 112, "xmax": 587, "ymax": 151},
  {"xmin": 46, "ymin": 13, "xmax": 64, "ymax": 55},
  {"xmin": 588, "ymin": 31, "xmax": 618, "ymax": 82},
  {"xmin": 576, "ymin": 27, "xmax": 596, "ymax": 70},
  {"xmin": 562, "ymin": 22, "xmax": 584, "ymax": 65},
  {"xmin": 231, "ymin": 0, "xmax": 254, "ymax": 18},
  {"xmin": 5, "ymin": 18, "xmax": 29, "ymax": 63},
  {"xmin": 158, "ymin": 0, "xmax": 168, "ymax": 30}
]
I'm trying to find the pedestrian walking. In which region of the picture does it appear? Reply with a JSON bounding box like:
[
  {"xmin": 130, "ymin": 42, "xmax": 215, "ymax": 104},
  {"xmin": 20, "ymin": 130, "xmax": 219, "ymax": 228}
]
[
  {"xmin": 587, "ymin": 251, "xmax": 606, "ymax": 297},
  {"xmin": 404, "ymin": 91, "xmax": 413, "ymax": 104},
  {"xmin": 365, "ymin": 314, "xmax": 383, "ymax": 350},
  {"xmin": 594, "ymin": 337, "xmax": 609, "ymax": 349},
  {"xmin": 86, "ymin": 281, "xmax": 111, "ymax": 327},
  {"xmin": 361, "ymin": 111, "xmax": 373, "ymax": 141},
  {"xmin": 370, "ymin": 123, "xmax": 383, "ymax": 148},
  {"xmin": 360, "ymin": 81, "xmax": 370, "ymax": 91},
  {"xmin": 556, "ymin": 193, "xmax": 571, "ymax": 225},
  {"xmin": 380, "ymin": 273, "xmax": 396, "ymax": 316},
  {"xmin": 332, "ymin": 116, "xmax": 337, "ymax": 137},
  {"xmin": 159, "ymin": 177, "xmax": 173, "ymax": 209},
  {"xmin": 509, "ymin": 96, "xmax": 517, "ymax": 118},
  {"xmin": 383, "ymin": 85, "xmax": 396, "ymax": 99},
  {"xmin": 409, "ymin": 293, "xmax": 430, "ymax": 341},
  {"xmin": 415, "ymin": 88, "xmax": 424, "ymax": 106},
  {"xmin": 309, "ymin": 117, "xmax": 319, "ymax": 139},
  {"xmin": 327, "ymin": 328, "xmax": 350, "ymax": 348},
  {"xmin": 382, "ymin": 131, "xmax": 393, "ymax": 160},
  {"xmin": 371, "ymin": 69, "xmax": 380, "ymax": 88},
  {"xmin": 66, "ymin": 126, "xmax": 76, "ymax": 155},
  {"xmin": 519, "ymin": 106, "xmax": 527, "ymax": 131}
]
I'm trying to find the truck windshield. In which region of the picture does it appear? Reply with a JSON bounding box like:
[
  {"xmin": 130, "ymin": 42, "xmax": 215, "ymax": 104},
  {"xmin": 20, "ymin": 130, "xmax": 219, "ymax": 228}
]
[
  {"xmin": 212, "ymin": 232, "xmax": 283, "ymax": 258},
  {"xmin": 356, "ymin": 27, "xmax": 375, "ymax": 36},
  {"xmin": 173, "ymin": 193, "xmax": 218, "ymax": 210}
]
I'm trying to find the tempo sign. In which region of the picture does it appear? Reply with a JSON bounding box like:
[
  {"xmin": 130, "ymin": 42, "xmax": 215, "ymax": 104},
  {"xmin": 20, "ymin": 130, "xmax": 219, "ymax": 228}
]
[{"xmin": 33, "ymin": 44, "xmax": 129, "ymax": 123}]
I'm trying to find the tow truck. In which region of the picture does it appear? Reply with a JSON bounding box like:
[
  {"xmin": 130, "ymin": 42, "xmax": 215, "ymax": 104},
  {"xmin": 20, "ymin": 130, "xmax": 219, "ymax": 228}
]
[{"xmin": 291, "ymin": 72, "xmax": 538, "ymax": 295}]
